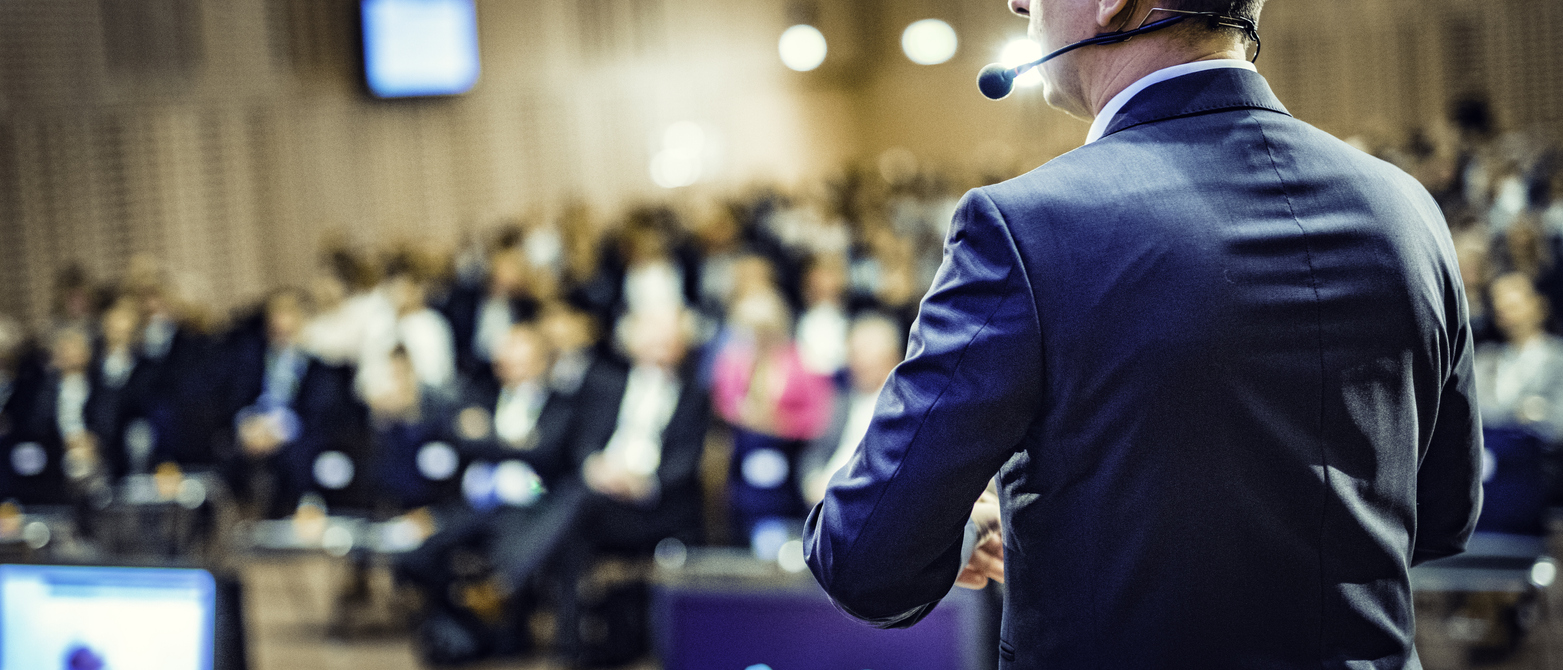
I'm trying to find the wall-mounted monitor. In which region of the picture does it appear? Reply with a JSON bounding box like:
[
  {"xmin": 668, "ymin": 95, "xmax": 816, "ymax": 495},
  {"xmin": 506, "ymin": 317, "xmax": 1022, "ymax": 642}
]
[{"xmin": 361, "ymin": 0, "xmax": 481, "ymax": 98}]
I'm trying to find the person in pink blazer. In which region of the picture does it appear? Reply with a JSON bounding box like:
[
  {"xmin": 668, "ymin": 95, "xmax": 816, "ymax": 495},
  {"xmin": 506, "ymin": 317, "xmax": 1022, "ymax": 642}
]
[{"xmin": 711, "ymin": 287, "xmax": 834, "ymax": 542}]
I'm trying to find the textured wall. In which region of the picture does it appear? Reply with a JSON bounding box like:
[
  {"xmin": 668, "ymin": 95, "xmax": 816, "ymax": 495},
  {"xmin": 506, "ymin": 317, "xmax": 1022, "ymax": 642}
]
[
  {"xmin": 0, "ymin": 0, "xmax": 870, "ymax": 325},
  {"xmin": 2, "ymin": 0, "xmax": 1561, "ymax": 328}
]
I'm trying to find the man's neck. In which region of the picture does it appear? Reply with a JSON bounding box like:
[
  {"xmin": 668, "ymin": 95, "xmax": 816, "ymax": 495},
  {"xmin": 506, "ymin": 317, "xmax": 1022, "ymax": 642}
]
[{"xmin": 1084, "ymin": 48, "xmax": 1246, "ymax": 118}]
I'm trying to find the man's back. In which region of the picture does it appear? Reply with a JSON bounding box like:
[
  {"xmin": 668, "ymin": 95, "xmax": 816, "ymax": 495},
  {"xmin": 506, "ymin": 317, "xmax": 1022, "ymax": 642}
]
[
  {"xmin": 804, "ymin": 68, "xmax": 1481, "ymax": 669},
  {"xmin": 975, "ymin": 67, "xmax": 1479, "ymax": 667}
]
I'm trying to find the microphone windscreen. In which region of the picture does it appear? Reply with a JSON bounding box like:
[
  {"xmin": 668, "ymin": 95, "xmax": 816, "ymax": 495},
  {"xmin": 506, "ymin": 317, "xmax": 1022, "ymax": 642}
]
[{"xmin": 977, "ymin": 63, "xmax": 1015, "ymax": 100}]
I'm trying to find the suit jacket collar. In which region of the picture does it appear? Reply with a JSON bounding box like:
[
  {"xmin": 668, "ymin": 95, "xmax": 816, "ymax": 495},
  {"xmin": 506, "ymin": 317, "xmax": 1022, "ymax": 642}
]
[{"xmin": 1100, "ymin": 67, "xmax": 1290, "ymax": 141}]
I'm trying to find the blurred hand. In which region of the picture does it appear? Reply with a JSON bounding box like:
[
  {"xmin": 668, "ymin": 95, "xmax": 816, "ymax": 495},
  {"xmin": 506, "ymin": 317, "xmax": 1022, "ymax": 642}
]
[
  {"xmin": 955, "ymin": 488, "xmax": 1005, "ymax": 589},
  {"xmin": 583, "ymin": 453, "xmax": 657, "ymax": 504},
  {"xmin": 803, "ymin": 473, "xmax": 830, "ymax": 508},
  {"xmin": 239, "ymin": 415, "xmax": 283, "ymax": 457},
  {"xmin": 63, "ymin": 432, "xmax": 101, "ymax": 481}
]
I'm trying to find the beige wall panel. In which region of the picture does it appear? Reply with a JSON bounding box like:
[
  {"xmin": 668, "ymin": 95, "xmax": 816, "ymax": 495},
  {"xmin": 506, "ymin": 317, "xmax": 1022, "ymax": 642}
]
[{"xmin": 3, "ymin": 0, "xmax": 1562, "ymax": 330}]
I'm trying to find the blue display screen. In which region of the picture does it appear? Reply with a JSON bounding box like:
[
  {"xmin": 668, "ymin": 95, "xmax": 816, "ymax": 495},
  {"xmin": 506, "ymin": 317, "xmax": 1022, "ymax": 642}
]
[
  {"xmin": 362, "ymin": 0, "xmax": 481, "ymax": 98},
  {"xmin": 0, "ymin": 564, "xmax": 216, "ymax": 670}
]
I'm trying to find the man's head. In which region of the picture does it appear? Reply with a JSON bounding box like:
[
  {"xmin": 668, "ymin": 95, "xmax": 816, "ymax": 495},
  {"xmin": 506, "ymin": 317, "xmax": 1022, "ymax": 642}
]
[
  {"xmin": 492, "ymin": 325, "xmax": 553, "ymax": 388},
  {"xmin": 539, "ymin": 302, "xmax": 599, "ymax": 354},
  {"xmin": 618, "ymin": 308, "xmax": 693, "ymax": 370},
  {"xmin": 100, "ymin": 301, "xmax": 141, "ymax": 351},
  {"xmin": 265, "ymin": 290, "xmax": 310, "ymax": 347},
  {"xmin": 847, "ymin": 315, "xmax": 905, "ymax": 394},
  {"xmin": 803, "ymin": 255, "xmax": 849, "ymax": 309},
  {"xmin": 50, "ymin": 327, "xmax": 92, "ymax": 375},
  {"xmin": 1491, "ymin": 273, "xmax": 1549, "ymax": 345},
  {"xmin": 1007, "ymin": 0, "xmax": 1263, "ymax": 118}
]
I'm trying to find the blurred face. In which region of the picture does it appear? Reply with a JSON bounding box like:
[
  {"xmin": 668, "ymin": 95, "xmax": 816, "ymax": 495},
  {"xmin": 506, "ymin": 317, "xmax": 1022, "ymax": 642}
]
[
  {"xmin": 848, "ymin": 325, "xmax": 903, "ymax": 394},
  {"xmin": 730, "ymin": 292, "xmax": 791, "ymax": 346},
  {"xmin": 626, "ymin": 312, "xmax": 688, "ymax": 369},
  {"xmin": 730, "ymin": 257, "xmax": 777, "ymax": 305},
  {"xmin": 266, "ymin": 296, "xmax": 306, "ymax": 346},
  {"xmin": 101, "ymin": 305, "xmax": 139, "ymax": 350},
  {"xmin": 493, "ymin": 328, "xmax": 550, "ymax": 387},
  {"xmin": 697, "ymin": 208, "xmax": 740, "ymax": 251},
  {"xmin": 1492, "ymin": 276, "xmax": 1547, "ymax": 342},
  {"xmin": 51, "ymin": 331, "xmax": 91, "ymax": 374},
  {"xmin": 388, "ymin": 276, "xmax": 427, "ymax": 315},
  {"xmin": 804, "ymin": 259, "xmax": 848, "ymax": 307},
  {"xmin": 540, "ymin": 307, "xmax": 594, "ymax": 352},
  {"xmin": 488, "ymin": 253, "xmax": 526, "ymax": 296}
]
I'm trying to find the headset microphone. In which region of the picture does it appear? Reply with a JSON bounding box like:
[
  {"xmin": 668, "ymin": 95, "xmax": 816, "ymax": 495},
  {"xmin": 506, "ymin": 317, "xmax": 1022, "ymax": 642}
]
[{"xmin": 977, "ymin": 9, "xmax": 1260, "ymax": 101}]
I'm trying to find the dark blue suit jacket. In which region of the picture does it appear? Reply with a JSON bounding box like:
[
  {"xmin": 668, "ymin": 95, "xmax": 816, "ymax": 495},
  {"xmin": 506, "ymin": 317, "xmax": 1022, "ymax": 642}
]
[{"xmin": 804, "ymin": 68, "xmax": 1483, "ymax": 669}]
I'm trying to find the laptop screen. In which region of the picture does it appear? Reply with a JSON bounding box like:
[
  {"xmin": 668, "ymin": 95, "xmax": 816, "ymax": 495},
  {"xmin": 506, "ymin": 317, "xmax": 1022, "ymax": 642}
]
[{"xmin": 0, "ymin": 564, "xmax": 215, "ymax": 670}]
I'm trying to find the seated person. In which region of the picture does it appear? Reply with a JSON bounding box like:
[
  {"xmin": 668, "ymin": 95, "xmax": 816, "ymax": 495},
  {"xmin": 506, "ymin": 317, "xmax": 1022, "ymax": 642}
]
[
  {"xmin": 574, "ymin": 307, "xmax": 712, "ymax": 550},
  {"xmin": 799, "ymin": 314, "xmax": 904, "ymax": 507},
  {"xmin": 134, "ymin": 280, "xmax": 225, "ymax": 470},
  {"xmin": 90, "ymin": 300, "xmax": 158, "ymax": 479},
  {"xmin": 442, "ymin": 249, "xmax": 540, "ymax": 389},
  {"xmin": 455, "ymin": 324, "xmax": 578, "ymax": 486},
  {"xmin": 394, "ymin": 324, "xmax": 584, "ymax": 664},
  {"xmin": 5, "ymin": 327, "xmax": 98, "ymax": 505},
  {"xmin": 794, "ymin": 254, "xmax": 852, "ymax": 381},
  {"xmin": 364, "ymin": 347, "xmax": 462, "ymax": 513},
  {"xmin": 222, "ymin": 290, "xmax": 365, "ymax": 519},
  {"xmin": 358, "ymin": 260, "xmax": 458, "ymax": 403},
  {"xmin": 711, "ymin": 288, "xmax": 833, "ymax": 537},
  {"xmin": 0, "ymin": 317, "xmax": 40, "ymax": 495},
  {"xmin": 539, "ymin": 301, "xmax": 612, "ymax": 398},
  {"xmin": 1473, "ymin": 273, "xmax": 1563, "ymax": 534},
  {"xmin": 549, "ymin": 308, "xmax": 711, "ymax": 661}
]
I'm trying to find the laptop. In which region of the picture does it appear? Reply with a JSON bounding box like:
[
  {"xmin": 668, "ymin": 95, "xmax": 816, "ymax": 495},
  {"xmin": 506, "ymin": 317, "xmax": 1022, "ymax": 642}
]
[{"xmin": 0, "ymin": 564, "xmax": 216, "ymax": 670}]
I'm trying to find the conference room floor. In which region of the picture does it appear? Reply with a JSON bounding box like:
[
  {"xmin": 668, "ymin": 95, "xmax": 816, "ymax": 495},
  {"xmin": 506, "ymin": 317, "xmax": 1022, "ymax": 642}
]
[
  {"xmin": 243, "ymin": 543, "xmax": 1563, "ymax": 670},
  {"xmin": 243, "ymin": 554, "xmax": 657, "ymax": 670}
]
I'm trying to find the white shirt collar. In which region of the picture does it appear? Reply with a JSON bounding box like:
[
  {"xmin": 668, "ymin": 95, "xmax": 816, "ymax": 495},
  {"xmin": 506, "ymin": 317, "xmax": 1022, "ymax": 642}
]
[{"xmin": 1085, "ymin": 59, "xmax": 1257, "ymax": 145}]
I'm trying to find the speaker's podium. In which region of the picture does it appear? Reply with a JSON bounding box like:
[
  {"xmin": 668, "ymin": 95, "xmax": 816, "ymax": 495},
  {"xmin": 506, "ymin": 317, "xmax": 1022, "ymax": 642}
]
[{"xmin": 652, "ymin": 547, "xmax": 994, "ymax": 670}]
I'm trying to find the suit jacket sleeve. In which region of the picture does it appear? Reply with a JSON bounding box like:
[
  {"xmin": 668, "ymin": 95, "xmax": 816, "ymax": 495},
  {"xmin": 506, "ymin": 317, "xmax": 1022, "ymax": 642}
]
[
  {"xmin": 804, "ymin": 189, "xmax": 1042, "ymax": 628},
  {"xmin": 1412, "ymin": 290, "xmax": 1483, "ymax": 566}
]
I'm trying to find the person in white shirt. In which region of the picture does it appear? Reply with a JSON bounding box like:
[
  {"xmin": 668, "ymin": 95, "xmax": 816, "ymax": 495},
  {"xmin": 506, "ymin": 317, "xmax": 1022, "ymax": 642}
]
[
  {"xmin": 799, "ymin": 314, "xmax": 904, "ymax": 506},
  {"xmin": 795, "ymin": 255, "xmax": 852, "ymax": 378},
  {"xmin": 1475, "ymin": 273, "xmax": 1563, "ymax": 442},
  {"xmin": 359, "ymin": 270, "xmax": 457, "ymax": 402}
]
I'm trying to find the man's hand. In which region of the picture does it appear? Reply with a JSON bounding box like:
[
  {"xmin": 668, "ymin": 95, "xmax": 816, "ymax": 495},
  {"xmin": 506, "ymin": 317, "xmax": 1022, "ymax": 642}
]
[
  {"xmin": 583, "ymin": 453, "xmax": 658, "ymax": 504},
  {"xmin": 955, "ymin": 488, "xmax": 1005, "ymax": 589}
]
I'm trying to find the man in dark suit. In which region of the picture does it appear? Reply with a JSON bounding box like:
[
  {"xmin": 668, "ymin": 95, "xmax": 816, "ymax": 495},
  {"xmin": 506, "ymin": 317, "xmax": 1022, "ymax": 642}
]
[
  {"xmin": 571, "ymin": 307, "xmax": 711, "ymax": 550},
  {"xmin": 805, "ymin": 0, "xmax": 1484, "ymax": 667},
  {"xmin": 222, "ymin": 290, "xmax": 365, "ymax": 518},
  {"xmin": 4, "ymin": 327, "xmax": 96, "ymax": 505},
  {"xmin": 137, "ymin": 283, "xmax": 225, "ymax": 470},
  {"xmin": 393, "ymin": 324, "xmax": 586, "ymax": 664},
  {"xmin": 441, "ymin": 248, "xmax": 541, "ymax": 388}
]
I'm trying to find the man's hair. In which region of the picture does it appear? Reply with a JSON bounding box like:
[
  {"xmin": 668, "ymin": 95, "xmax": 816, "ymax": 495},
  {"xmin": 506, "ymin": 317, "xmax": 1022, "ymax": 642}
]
[{"xmin": 1171, "ymin": 0, "xmax": 1264, "ymax": 23}]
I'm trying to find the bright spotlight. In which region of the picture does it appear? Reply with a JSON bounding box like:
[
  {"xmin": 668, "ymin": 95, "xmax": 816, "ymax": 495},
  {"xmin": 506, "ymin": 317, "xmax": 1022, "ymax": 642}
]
[
  {"xmin": 663, "ymin": 121, "xmax": 706, "ymax": 154},
  {"xmin": 1532, "ymin": 558, "xmax": 1557, "ymax": 588},
  {"xmin": 779, "ymin": 24, "xmax": 828, "ymax": 72},
  {"xmin": 1001, "ymin": 38, "xmax": 1044, "ymax": 88},
  {"xmin": 902, "ymin": 19, "xmax": 957, "ymax": 65},
  {"xmin": 651, "ymin": 151, "xmax": 702, "ymax": 189}
]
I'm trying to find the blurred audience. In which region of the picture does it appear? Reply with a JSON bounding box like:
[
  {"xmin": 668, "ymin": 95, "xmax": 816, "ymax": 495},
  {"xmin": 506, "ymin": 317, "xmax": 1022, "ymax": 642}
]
[{"xmin": 13, "ymin": 101, "xmax": 1563, "ymax": 663}]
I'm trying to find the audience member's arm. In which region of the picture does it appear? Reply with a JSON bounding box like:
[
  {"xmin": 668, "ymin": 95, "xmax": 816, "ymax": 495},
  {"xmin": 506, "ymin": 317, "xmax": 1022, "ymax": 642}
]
[{"xmin": 654, "ymin": 388, "xmax": 712, "ymax": 494}]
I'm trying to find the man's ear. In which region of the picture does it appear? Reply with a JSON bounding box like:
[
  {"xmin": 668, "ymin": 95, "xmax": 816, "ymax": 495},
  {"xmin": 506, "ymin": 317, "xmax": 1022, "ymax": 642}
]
[{"xmin": 1095, "ymin": 0, "xmax": 1137, "ymax": 30}]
